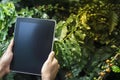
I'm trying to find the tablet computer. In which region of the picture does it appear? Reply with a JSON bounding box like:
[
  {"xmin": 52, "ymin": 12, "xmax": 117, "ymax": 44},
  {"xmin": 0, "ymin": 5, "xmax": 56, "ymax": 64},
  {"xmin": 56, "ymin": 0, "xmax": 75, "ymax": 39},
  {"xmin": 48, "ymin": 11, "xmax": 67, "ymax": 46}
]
[{"xmin": 10, "ymin": 17, "xmax": 56, "ymax": 76}]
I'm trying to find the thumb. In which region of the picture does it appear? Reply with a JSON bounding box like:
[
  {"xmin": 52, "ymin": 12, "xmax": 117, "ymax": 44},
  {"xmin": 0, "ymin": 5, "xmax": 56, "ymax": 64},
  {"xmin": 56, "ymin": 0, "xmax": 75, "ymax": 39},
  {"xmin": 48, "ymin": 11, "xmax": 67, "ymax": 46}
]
[
  {"xmin": 7, "ymin": 39, "xmax": 14, "ymax": 51},
  {"xmin": 47, "ymin": 51, "xmax": 55, "ymax": 61}
]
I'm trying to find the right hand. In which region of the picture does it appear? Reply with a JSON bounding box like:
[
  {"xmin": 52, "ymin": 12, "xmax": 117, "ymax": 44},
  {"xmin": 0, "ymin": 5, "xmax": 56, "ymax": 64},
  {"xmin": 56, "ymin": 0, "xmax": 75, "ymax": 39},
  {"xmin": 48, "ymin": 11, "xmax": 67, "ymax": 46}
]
[{"xmin": 41, "ymin": 51, "xmax": 60, "ymax": 80}]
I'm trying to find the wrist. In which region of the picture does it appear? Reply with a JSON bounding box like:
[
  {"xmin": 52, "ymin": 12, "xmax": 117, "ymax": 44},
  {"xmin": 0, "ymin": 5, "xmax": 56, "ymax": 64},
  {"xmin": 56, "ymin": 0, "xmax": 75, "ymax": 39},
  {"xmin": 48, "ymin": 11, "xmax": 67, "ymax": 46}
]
[
  {"xmin": 0, "ymin": 60, "xmax": 8, "ymax": 78},
  {"xmin": 42, "ymin": 77, "xmax": 51, "ymax": 80},
  {"xmin": 0, "ymin": 61, "xmax": 4, "ymax": 78},
  {"xmin": 0, "ymin": 61, "xmax": 3, "ymax": 72},
  {"xmin": 41, "ymin": 74, "xmax": 51, "ymax": 80}
]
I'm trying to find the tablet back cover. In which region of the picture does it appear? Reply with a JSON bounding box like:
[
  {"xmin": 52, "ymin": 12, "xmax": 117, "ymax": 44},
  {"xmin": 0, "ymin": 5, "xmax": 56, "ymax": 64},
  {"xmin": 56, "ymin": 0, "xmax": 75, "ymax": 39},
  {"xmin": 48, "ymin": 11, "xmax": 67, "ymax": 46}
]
[{"xmin": 10, "ymin": 17, "xmax": 55, "ymax": 75}]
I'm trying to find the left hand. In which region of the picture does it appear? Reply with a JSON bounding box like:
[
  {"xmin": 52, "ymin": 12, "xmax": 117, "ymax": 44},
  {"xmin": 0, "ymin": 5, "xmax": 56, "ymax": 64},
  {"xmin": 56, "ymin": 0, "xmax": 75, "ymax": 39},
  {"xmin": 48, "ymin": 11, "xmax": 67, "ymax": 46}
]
[{"xmin": 0, "ymin": 39, "xmax": 14, "ymax": 78}]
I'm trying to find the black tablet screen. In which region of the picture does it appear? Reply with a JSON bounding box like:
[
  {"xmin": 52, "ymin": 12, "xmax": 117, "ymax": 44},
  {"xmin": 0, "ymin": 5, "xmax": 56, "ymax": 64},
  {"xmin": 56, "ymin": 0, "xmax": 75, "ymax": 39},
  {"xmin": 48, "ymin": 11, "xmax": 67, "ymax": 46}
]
[{"xmin": 10, "ymin": 18, "xmax": 55, "ymax": 75}]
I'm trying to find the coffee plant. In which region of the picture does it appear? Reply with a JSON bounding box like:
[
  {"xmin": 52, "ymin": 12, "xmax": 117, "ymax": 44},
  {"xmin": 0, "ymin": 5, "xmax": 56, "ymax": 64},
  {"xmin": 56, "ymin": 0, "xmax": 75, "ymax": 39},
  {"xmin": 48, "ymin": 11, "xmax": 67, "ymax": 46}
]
[{"xmin": 54, "ymin": 0, "xmax": 120, "ymax": 80}]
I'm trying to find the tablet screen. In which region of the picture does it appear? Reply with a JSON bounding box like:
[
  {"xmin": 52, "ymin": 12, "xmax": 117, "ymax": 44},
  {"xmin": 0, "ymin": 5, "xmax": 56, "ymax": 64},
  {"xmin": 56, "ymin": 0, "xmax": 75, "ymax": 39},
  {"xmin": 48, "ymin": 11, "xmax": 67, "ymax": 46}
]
[{"xmin": 10, "ymin": 17, "xmax": 55, "ymax": 75}]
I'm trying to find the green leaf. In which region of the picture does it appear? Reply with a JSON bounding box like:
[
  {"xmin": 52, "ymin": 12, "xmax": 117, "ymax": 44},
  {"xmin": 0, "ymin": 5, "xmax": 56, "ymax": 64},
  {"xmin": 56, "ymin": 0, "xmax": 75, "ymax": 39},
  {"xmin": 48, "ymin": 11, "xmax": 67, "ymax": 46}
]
[
  {"xmin": 56, "ymin": 21, "xmax": 67, "ymax": 40},
  {"xmin": 60, "ymin": 26, "xmax": 68, "ymax": 40},
  {"xmin": 0, "ymin": 11, "xmax": 5, "ymax": 20},
  {"xmin": 111, "ymin": 65, "xmax": 120, "ymax": 73},
  {"xmin": 109, "ymin": 11, "xmax": 118, "ymax": 33}
]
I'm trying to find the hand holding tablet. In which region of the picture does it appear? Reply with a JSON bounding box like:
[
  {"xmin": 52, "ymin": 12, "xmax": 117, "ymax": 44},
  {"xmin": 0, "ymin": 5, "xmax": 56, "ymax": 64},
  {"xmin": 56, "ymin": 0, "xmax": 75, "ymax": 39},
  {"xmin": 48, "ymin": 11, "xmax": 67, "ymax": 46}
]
[{"xmin": 0, "ymin": 39, "xmax": 60, "ymax": 80}]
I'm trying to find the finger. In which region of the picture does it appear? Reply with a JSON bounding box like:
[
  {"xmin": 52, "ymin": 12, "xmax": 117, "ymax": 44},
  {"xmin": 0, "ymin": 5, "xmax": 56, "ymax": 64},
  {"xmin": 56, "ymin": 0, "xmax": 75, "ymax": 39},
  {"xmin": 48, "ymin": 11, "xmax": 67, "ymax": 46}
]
[
  {"xmin": 7, "ymin": 39, "xmax": 14, "ymax": 51},
  {"xmin": 52, "ymin": 58, "xmax": 58, "ymax": 64},
  {"xmin": 47, "ymin": 51, "xmax": 55, "ymax": 61}
]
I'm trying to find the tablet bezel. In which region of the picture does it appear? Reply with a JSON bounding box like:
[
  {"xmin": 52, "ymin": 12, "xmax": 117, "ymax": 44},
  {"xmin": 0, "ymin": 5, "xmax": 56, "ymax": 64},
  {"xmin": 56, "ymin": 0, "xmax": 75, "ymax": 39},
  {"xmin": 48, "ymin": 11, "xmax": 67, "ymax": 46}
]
[{"xmin": 10, "ymin": 17, "xmax": 56, "ymax": 76}]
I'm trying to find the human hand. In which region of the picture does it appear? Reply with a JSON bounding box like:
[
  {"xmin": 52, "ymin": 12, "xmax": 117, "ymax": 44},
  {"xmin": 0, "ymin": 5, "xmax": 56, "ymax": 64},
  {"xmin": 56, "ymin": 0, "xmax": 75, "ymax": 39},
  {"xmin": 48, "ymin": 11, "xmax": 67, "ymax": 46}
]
[
  {"xmin": 41, "ymin": 51, "xmax": 60, "ymax": 80},
  {"xmin": 0, "ymin": 39, "xmax": 14, "ymax": 78}
]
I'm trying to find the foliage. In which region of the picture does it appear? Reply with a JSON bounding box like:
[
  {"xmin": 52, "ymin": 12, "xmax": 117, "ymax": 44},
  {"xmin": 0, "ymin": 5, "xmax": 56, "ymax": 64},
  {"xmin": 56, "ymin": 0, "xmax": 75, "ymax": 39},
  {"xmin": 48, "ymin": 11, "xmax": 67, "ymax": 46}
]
[
  {"xmin": 111, "ymin": 65, "xmax": 120, "ymax": 73},
  {"xmin": 1, "ymin": 0, "xmax": 21, "ymax": 3},
  {"xmin": 0, "ymin": 2, "xmax": 17, "ymax": 56},
  {"xmin": 54, "ymin": 0, "xmax": 120, "ymax": 80},
  {"xmin": 0, "ymin": 2, "xmax": 16, "ymax": 41}
]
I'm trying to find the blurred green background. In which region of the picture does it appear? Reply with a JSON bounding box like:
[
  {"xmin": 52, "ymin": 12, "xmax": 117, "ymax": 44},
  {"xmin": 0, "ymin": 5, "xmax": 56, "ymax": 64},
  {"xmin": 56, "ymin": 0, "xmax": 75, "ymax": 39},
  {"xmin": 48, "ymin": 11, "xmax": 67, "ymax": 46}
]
[{"xmin": 0, "ymin": 0, "xmax": 120, "ymax": 80}]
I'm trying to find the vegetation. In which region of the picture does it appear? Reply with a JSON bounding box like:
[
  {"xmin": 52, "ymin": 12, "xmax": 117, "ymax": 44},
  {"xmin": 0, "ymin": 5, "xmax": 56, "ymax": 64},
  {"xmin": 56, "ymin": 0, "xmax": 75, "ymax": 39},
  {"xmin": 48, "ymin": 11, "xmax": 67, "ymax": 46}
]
[{"xmin": 0, "ymin": 0, "xmax": 120, "ymax": 80}]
